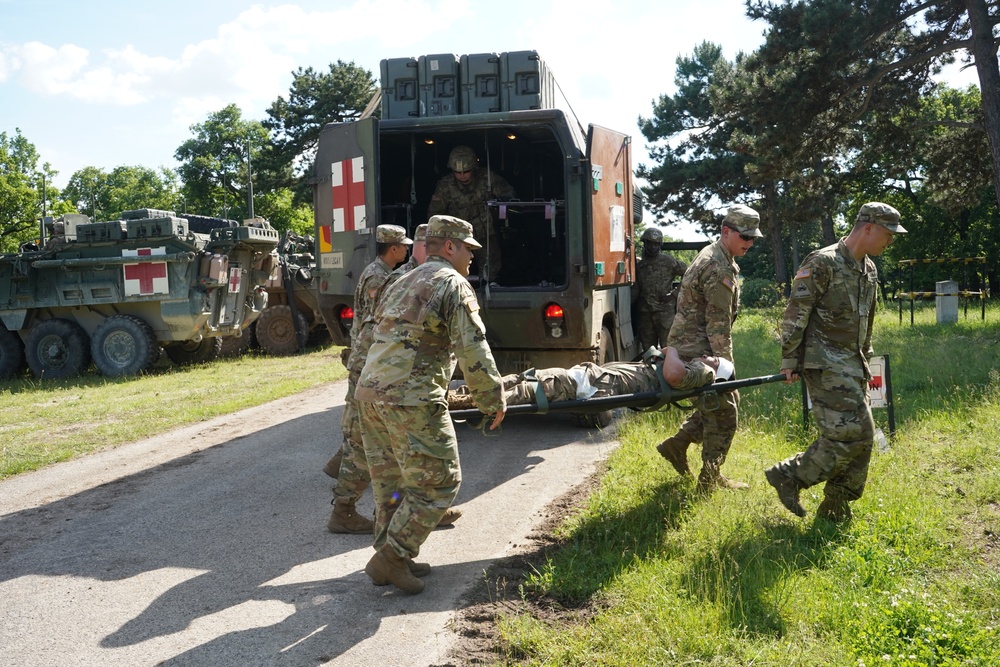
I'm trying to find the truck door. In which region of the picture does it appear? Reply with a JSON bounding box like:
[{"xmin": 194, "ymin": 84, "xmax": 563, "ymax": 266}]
[
  {"xmin": 586, "ymin": 124, "xmax": 634, "ymax": 287},
  {"xmin": 313, "ymin": 117, "xmax": 380, "ymax": 345}
]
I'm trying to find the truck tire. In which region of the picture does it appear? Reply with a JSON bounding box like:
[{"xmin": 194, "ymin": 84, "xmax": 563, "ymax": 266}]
[
  {"xmin": 575, "ymin": 326, "xmax": 616, "ymax": 429},
  {"xmin": 255, "ymin": 305, "xmax": 307, "ymax": 356},
  {"xmin": 0, "ymin": 325, "xmax": 25, "ymax": 379},
  {"xmin": 164, "ymin": 337, "xmax": 223, "ymax": 366},
  {"xmin": 90, "ymin": 315, "xmax": 160, "ymax": 377},
  {"xmin": 218, "ymin": 327, "xmax": 253, "ymax": 358},
  {"xmin": 25, "ymin": 318, "xmax": 92, "ymax": 379}
]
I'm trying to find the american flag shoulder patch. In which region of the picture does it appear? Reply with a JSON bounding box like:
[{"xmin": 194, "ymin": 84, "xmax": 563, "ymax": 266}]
[
  {"xmin": 794, "ymin": 268, "xmax": 811, "ymax": 280},
  {"xmin": 722, "ymin": 277, "xmax": 735, "ymax": 291}
]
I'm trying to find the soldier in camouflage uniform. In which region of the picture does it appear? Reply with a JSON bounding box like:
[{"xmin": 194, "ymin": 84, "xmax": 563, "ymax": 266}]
[
  {"xmin": 657, "ymin": 205, "xmax": 763, "ymax": 492},
  {"xmin": 426, "ymin": 145, "xmax": 516, "ymax": 282},
  {"xmin": 632, "ymin": 227, "xmax": 688, "ymax": 350},
  {"xmin": 355, "ymin": 215, "xmax": 506, "ymax": 594},
  {"xmin": 326, "ymin": 224, "xmax": 412, "ymax": 535},
  {"xmin": 765, "ymin": 202, "xmax": 906, "ymax": 522}
]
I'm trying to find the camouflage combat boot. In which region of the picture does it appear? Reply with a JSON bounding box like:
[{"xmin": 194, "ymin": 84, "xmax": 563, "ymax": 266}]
[
  {"xmin": 365, "ymin": 546, "xmax": 425, "ymax": 594},
  {"xmin": 327, "ymin": 498, "xmax": 374, "ymax": 534},
  {"xmin": 436, "ymin": 506, "xmax": 462, "ymax": 528},
  {"xmin": 816, "ymin": 495, "xmax": 852, "ymax": 523},
  {"xmin": 656, "ymin": 434, "xmax": 692, "ymax": 476},
  {"xmin": 764, "ymin": 466, "xmax": 806, "ymax": 517},
  {"xmin": 697, "ymin": 461, "xmax": 749, "ymax": 492},
  {"xmin": 323, "ymin": 450, "xmax": 343, "ymax": 479}
]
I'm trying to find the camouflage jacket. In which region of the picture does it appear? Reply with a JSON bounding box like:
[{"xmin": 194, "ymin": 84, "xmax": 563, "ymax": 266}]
[
  {"xmin": 666, "ymin": 240, "xmax": 740, "ymax": 361},
  {"xmin": 348, "ymin": 255, "xmax": 419, "ymax": 376},
  {"xmin": 426, "ymin": 169, "xmax": 515, "ymax": 241},
  {"xmin": 633, "ymin": 253, "xmax": 687, "ymax": 311},
  {"xmin": 781, "ymin": 239, "xmax": 877, "ymax": 380},
  {"xmin": 347, "ymin": 256, "xmax": 394, "ymax": 375},
  {"xmin": 355, "ymin": 257, "xmax": 505, "ymax": 412}
]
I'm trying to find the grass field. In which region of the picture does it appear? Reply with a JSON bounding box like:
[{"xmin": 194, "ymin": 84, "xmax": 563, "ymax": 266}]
[
  {"xmin": 490, "ymin": 302, "xmax": 1000, "ymax": 666},
  {"xmin": 0, "ymin": 345, "xmax": 346, "ymax": 479}
]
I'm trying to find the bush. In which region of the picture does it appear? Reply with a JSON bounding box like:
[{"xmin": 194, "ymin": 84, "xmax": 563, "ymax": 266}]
[{"xmin": 741, "ymin": 277, "xmax": 785, "ymax": 307}]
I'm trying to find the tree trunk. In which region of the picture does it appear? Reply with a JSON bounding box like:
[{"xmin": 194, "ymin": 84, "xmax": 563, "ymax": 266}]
[
  {"xmin": 965, "ymin": 0, "xmax": 1000, "ymax": 209},
  {"xmin": 763, "ymin": 180, "xmax": 789, "ymax": 289}
]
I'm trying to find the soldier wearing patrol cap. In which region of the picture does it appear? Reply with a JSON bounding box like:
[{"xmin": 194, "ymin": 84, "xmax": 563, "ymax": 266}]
[
  {"xmin": 355, "ymin": 214, "xmax": 505, "ymax": 594},
  {"xmin": 632, "ymin": 226, "xmax": 688, "ymax": 350},
  {"xmin": 656, "ymin": 204, "xmax": 763, "ymax": 492},
  {"xmin": 765, "ymin": 201, "xmax": 906, "ymax": 523},
  {"xmin": 427, "ymin": 146, "xmax": 515, "ymax": 281},
  {"xmin": 326, "ymin": 224, "xmax": 413, "ymax": 534}
]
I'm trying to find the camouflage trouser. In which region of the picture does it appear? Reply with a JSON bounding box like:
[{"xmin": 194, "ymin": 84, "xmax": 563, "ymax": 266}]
[
  {"xmin": 673, "ymin": 388, "xmax": 739, "ymax": 466},
  {"xmin": 332, "ymin": 375, "xmax": 371, "ymax": 503},
  {"xmin": 504, "ymin": 362, "xmax": 659, "ymax": 405},
  {"xmin": 772, "ymin": 368, "xmax": 874, "ymax": 502},
  {"xmin": 358, "ymin": 401, "xmax": 461, "ymax": 559},
  {"xmin": 638, "ymin": 305, "xmax": 676, "ymax": 351}
]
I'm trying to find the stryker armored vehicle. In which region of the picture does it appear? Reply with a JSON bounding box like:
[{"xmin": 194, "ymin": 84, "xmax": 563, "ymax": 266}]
[
  {"xmin": 0, "ymin": 208, "xmax": 279, "ymax": 379},
  {"xmin": 312, "ymin": 50, "xmax": 641, "ymax": 426},
  {"xmin": 222, "ymin": 230, "xmax": 327, "ymax": 356}
]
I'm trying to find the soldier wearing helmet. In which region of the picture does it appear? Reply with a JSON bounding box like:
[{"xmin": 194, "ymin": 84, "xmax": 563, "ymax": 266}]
[
  {"xmin": 426, "ymin": 145, "xmax": 516, "ymax": 282},
  {"xmin": 631, "ymin": 226, "xmax": 687, "ymax": 352}
]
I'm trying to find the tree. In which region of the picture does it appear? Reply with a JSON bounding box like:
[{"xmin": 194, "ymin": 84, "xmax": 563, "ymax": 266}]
[
  {"xmin": 0, "ymin": 129, "xmax": 59, "ymax": 252},
  {"xmin": 175, "ymin": 104, "xmax": 269, "ymax": 220},
  {"xmin": 259, "ymin": 61, "xmax": 377, "ymax": 203}
]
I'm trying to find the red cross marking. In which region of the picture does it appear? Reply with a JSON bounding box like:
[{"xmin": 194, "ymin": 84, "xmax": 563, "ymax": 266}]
[
  {"xmin": 123, "ymin": 250, "xmax": 168, "ymax": 295},
  {"xmin": 331, "ymin": 156, "xmax": 366, "ymax": 232},
  {"xmin": 229, "ymin": 268, "xmax": 242, "ymax": 293}
]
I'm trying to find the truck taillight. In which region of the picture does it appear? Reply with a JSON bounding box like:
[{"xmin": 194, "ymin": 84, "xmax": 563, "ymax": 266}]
[
  {"xmin": 339, "ymin": 306, "xmax": 354, "ymax": 329},
  {"xmin": 543, "ymin": 303, "xmax": 564, "ymax": 338}
]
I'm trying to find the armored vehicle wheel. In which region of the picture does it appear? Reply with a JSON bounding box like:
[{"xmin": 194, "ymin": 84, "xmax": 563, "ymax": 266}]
[
  {"xmin": 218, "ymin": 329, "xmax": 253, "ymax": 358},
  {"xmin": 575, "ymin": 326, "xmax": 615, "ymax": 429},
  {"xmin": 0, "ymin": 325, "xmax": 26, "ymax": 379},
  {"xmin": 164, "ymin": 337, "xmax": 223, "ymax": 366},
  {"xmin": 255, "ymin": 305, "xmax": 307, "ymax": 355},
  {"xmin": 91, "ymin": 315, "xmax": 159, "ymax": 377},
  {"xmin": 25, "ymin": 318, "xmax": 91, "ymax": 379}
]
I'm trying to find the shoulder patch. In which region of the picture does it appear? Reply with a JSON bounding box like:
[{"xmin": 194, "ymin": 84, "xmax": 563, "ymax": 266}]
[
  {"xmin": 461, "ymin": 291, "xmax": 480, "ymax": 313},
  {"xmin": 722, "ymin": 276, "xmax": 735, "ymax": 292},
  {"xmin": 368, "ymin": 288, "xmax": 378, "ymax": 299},
  {"xmin": 794, "ymin": 268, "xmax": 811, "ymax": 280}
]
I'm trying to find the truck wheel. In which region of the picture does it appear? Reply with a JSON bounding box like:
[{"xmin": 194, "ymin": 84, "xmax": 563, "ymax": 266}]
[
  {"xmin": 164, "ymin": 337, "xmax": 223, "ymax": 366},
  {"xmin": 218, "ymin": 330, "xmax": 252, "ymax": 358},
  {"xmin": 575, "ymin": 326, "xmax": 616, "ymax": 429},
  {"xmin": 25, "ymin": 318, "xmax": 91, "ymax": 379},
  {"xmin": 255, "ymin": 305, "xmax": 307, "ymax": 355},
  {"xmin": 91, "ymin": 315, "xmax": 159, "ymax": 377},
  {"xmin": 0, "ymin": 325, "xmax": 25, "ymax": 380}
]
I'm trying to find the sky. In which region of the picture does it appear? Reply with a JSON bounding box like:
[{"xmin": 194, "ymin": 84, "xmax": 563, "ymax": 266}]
[{"xmin": 0, "ymin": 0, "xmax": 981, "ymax": 241}]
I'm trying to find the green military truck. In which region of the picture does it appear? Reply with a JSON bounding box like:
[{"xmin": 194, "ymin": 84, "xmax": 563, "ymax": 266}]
[
  {"xmin": 312, "ymin": 51, "xmax": 641, "ymax": 426},
  {"xmin": 0, "ymin": 208, "xmax": 278, "ymax": 379}
]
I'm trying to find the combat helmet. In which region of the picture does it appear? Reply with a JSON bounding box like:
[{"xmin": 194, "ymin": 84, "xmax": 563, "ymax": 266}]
[
  {"xmin": 447, "ymin": 146, "xmax": 478, "ymax": 172},
  {"xmin": 640, "ymin": 227, "xmax": 663, "ymax": 243}
]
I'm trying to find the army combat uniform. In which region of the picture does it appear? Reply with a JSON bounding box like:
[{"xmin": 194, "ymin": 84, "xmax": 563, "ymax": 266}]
[
  {"xmin": 356, "ymin": 227, "xmax": 504, "ymax": 573},
  {"xmin": 426, "ymin": 168, "xmax": 514, "ymax": 280},
  {"xmin": 769, "ymin": 240, "xmax": 879, "ymax": 513},
  {"xmin": 633, "ymin": 252, "xmax": 687, "ymax": 350}
]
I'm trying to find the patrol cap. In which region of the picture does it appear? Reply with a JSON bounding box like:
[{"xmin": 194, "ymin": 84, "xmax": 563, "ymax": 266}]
[
  {"xmin": 447, "ymin": 145, "xmax": 478, "ymax": 172},
  {"xmin": 375, "ymin": 224, "xmax": 413, "ymax": 245},
  {"xmin": 722, "ymin": 204, "xmax": 763, "ymax": 238},
  {"xmin": 413, "ymin": 223, "xmax": 428, "ymax": 242},
  {"xmin": 640, "ymin": 227, "xmax": 663, "ymax": 243},
  {"xmin": 426, "ymin": 214, "xmax": 482, "ymax": 249},
  {"xmin": 857, "ymin": 202, "xmax": 907, "ymax": 233}
]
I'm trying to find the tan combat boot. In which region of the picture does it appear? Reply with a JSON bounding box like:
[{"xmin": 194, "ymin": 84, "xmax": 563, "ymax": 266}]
[
  {"xmin": 656, "ymin": 435, "xmax": 692, "ymax": 476},
  {"xmin": 697, "ymin": 462, "xmax": 750, "ymax": 492},
  {"xmin": 371, "ymin": 558, "xmax": 431, "ymax": 585},
  {"xmin": 364, "ymin": 546, "xmax": 425, "ymax": 594},
  {"xmin": 323, "ymin": 450, "xmax": 343, "ymax": 479},
  {"xmin": 816, "ymin": 496, "xmax": 852, "ymax": 523},
  {"xmin": 764, "ymin": 466, "xmax": 806, "ymax": 516},
  {"xmin": 327, "ymin": 498, "xmax": 374, "ymax": 534},
  {"xmin": 435, "ymin": 506, "xmax": 462, "ymax": 528}
]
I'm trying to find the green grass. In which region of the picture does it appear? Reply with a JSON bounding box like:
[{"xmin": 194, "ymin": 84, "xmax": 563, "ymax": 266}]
[
  {"xmin": 492, "ymin": 303, "xmax": 1000, "ymax": 666},
  {"xmin": 0, "ymin": 345, "xmax": 347, "ymax": 479}
]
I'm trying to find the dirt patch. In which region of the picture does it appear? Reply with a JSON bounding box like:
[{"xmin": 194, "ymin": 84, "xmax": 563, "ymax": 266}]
[{"xmin": 437, "ymin": 464, "xmax": 605, "ymax": 666}]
